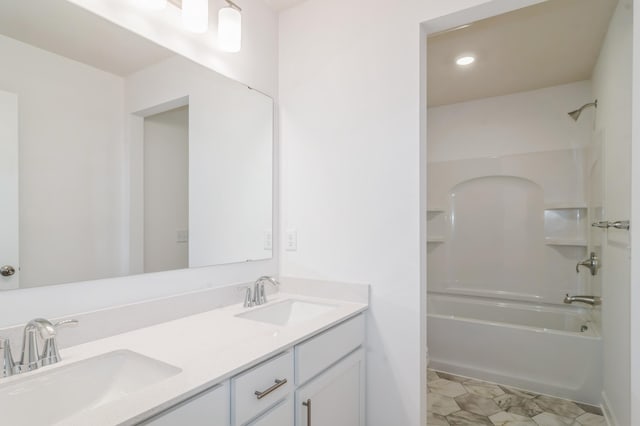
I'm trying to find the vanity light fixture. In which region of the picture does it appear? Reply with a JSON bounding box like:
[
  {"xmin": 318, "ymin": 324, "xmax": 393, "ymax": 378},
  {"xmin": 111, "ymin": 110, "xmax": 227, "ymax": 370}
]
[
  {"xmin": 456, "ymin": 55, "xmax": 476, "ymax": 66},
  {"xmin": 182, "ymin": 0, "xmax": 209, "ymax": 33},
  {"xmin": 218, "ymin": 0, "xmax": 242, "ymax": 53}
]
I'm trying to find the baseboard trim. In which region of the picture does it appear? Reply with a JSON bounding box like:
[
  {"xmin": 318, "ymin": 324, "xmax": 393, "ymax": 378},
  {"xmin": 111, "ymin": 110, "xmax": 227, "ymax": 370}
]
[{"xmin": 601, "ymin": 391, "xmax": 618, "ymax": 426}]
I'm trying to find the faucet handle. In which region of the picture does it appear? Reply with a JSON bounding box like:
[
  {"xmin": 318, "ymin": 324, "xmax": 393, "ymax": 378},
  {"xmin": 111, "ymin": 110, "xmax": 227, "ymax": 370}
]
[
  {"xmin": 243, "ymin": 287, "xmax": 254, "ymax": 308},
  {"xmin": 53, "ymin": 319, "xmax": 79, "ymax": 329},
  {"xmin": 0, "ymin": 338, "xmax": 15, "ymax": 378},
  {"xmin": 259, "ymin": 283, "xmax": 267, "ymax": 304},
  {"xmin": 40, "ymin": 319, "xmax": 78, "ymax": 366}
]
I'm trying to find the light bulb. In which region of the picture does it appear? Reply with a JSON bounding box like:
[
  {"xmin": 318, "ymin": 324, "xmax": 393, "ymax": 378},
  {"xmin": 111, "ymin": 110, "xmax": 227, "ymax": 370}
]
[
  {"xmin": 142, "ymin": 0, "xmax": 167, "ymax": 10},
  {"xmin": 456, "ymin": 56, "xmax": 475, "ymax": 66},
  {"xmin": 218, "ymin": 6, "xmax": 242, "ymax": 53},
  {"xmin": 183, "ymin": 0, "xmax": 209, "ymax": 34}
]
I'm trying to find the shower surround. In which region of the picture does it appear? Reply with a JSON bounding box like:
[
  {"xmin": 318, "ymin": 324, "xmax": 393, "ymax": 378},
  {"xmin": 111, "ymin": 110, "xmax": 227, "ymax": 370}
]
[{"xmin": 426, "ymin": 148, "xmax": 602, "ymax": 404}]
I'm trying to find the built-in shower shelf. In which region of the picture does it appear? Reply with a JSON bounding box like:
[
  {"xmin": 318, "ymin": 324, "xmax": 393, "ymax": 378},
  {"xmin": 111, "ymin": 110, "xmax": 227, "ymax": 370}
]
[
  {"xmin": 544, "ymin": 202, "xmax": 587, "ymax": 210},
  {"xmin": 427, "ymin": 237, "xmax": 445, "ymax": 243},
  {"xmin": 544, "ymin": 238, "xmax": 587, "ymax": 246}
]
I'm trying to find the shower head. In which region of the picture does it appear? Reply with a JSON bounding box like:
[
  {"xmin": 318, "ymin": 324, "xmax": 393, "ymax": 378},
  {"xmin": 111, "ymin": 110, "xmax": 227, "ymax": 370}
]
[{"xmin": 568, "ymin": 100, "xmax": 597, "ymax": 121}]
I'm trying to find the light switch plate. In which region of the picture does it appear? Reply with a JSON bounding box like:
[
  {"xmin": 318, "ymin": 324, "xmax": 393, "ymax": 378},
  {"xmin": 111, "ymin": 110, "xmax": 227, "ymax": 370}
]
[
  {"xmin": 264, "ymin": 230, "xmax": 273, "ymax": 250},
  {"xmin": 176, "ymin": 230, "xmax": 189, "ymax": 243},
  {"xmin": 286, "ymin": 229, "xmax": 297, "ymax": 251}
]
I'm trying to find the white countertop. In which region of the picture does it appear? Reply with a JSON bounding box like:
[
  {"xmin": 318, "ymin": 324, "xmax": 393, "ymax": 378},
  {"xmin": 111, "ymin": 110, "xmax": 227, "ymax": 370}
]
[{"xmin": 6, "ymin": 291, "xmax": 367, "ymax": 426}]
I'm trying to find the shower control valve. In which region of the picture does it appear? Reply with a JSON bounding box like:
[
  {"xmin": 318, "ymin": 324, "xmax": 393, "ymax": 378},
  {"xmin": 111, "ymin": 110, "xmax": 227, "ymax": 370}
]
[{"xmin": 576, "ymin": 252, "xmax": 599, "ymax": 276}]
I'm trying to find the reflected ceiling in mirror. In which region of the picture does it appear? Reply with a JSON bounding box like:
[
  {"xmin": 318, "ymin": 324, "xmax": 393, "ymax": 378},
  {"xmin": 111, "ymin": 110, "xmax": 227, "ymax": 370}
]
[{"xmin": 0, "ymin": 0, "xmax": 273, "ymax": 291}]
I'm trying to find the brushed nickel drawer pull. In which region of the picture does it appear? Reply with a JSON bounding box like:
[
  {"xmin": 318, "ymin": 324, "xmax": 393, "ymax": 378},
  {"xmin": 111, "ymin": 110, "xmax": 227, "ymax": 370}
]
[
  {"xmin": 254, "ymin": 378, "xmax": 287, "ymax": 400},
  {"xmin": 302, "ymin": 399, "xmax": 312, "ymax": 425}
]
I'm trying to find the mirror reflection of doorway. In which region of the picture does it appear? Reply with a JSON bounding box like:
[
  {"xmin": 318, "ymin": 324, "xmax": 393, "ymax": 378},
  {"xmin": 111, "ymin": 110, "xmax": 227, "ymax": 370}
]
[
  {"xmin": 143, "ymin": 106, "xmax": 189, "ymax": 273},
  {"xmin": 0, "ymin": 90, "xmax": 19, "ymax": 289}
]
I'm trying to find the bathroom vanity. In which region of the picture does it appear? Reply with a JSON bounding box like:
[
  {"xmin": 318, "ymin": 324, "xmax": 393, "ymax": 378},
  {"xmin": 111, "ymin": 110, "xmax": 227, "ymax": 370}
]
[
  {"xmin": 144, "ymin": 313, "xmax": 365, "ymax": 426},
  {"xmin": 0, "ymin": 285, "xmax": 368, "ymax": 426}
]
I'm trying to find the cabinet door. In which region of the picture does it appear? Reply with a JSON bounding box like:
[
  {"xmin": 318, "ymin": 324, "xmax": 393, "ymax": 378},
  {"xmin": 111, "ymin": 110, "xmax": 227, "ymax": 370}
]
[
  {"xmin": 248, "ymin": 397, "xmax": 293, "ymax": 426},
  {"xmin": 142, "ymin": 382, "xmax": 230, "ymax": 426},
  {"xmin": 295, "ymin": 349, "xmax": 365, "ymax": 426}
]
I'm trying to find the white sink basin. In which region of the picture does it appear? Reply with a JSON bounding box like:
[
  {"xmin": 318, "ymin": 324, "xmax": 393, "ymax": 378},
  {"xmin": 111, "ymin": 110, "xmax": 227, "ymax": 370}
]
[
  {"xmin": 0, "ymin": 350, "xmax": 181, "ymax": 426},
  {"xmin": 237, "ymin": 299, "xmax": 336, "ymax": 326}
]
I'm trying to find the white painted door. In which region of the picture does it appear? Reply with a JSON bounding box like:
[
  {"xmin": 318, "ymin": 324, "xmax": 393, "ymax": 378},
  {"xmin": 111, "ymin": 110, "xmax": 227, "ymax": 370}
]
[
  {"xmin": 295, "ymin": 349, "xmax": 365, "ymax": 426},
  {"xmin": 597, "ymin": 126, "xmax": 632, "ymax": 423},
  {"xmin": 600, "ymin": 121, "xmax": 632, "ymax": 425},
  {"xmin": 0, "ymin": 90, "xmax": 19, "ymax": 290}
]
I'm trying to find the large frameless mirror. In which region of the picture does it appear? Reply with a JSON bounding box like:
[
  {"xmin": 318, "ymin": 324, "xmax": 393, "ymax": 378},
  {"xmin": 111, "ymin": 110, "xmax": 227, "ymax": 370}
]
[{"xmin": 0, "ymin": 0, "xmax": 273, "ymax": 291}]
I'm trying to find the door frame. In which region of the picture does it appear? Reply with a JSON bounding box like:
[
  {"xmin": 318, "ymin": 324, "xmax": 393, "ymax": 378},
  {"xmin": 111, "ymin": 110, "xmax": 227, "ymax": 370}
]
[{"xmin": 421, "ymin": 0, "xmax": 638, "ymax": 424}]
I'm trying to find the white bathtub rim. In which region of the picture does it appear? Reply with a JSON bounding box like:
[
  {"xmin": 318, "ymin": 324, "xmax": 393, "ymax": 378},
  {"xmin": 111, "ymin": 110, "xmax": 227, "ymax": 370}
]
[
  {"xmin": 428, "ymin": 312, "xmax": 601, "ymax": 338},
  {"xmin": 428, "ymin": 291, "xmax": 593, "ymax": 316},
  {"xmin": 428, "ymin": 286, "xmax": 584, "ymax": 306}
]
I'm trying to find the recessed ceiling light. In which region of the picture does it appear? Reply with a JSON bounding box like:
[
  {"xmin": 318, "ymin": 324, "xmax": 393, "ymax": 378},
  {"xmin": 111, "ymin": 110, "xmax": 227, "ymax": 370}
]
[{"xmin": 456, "ymin": 56, "xmax": 475, "ymax": 66}]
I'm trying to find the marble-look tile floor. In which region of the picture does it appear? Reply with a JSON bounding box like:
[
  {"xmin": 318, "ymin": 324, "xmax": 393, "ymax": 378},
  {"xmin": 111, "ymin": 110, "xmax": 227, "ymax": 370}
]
[{"xmin": 427, "ymin": 369, "xmax": 605, "ymax": 426}]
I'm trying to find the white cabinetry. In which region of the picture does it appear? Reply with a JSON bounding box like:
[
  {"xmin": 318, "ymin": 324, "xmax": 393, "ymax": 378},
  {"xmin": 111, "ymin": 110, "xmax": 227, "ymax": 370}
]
[
  {"xmin": 295, "ymin": 349, "xmax": 365, "ymax": 426},
  {"xmin": 141, "ymin": 382, "xmax": 230, "ymax": 426},
  {"xmin": 247, "ymin": 398, "xmax": 294, "ymax": 426},
  {"xmin": 232, "ymin": 350, "xmax": 294, "ymax": 425},
  {"xmin": 294, "ymin": 314, "xmax": 364, "ymax": 384},
  {"xmin": 139, "ymin": 314, "xmax": 365, "ymax": 426}
]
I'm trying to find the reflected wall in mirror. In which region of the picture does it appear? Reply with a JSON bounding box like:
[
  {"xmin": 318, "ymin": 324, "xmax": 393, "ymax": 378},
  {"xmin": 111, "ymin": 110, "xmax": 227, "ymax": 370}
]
[{"xmin": 0, "ymin": 0, "xmax": 273, "ymax": 291}]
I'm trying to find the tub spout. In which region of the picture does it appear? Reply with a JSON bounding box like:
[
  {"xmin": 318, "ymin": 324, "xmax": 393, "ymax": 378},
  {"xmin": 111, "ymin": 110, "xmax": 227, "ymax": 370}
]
[{"xmin": 564, "ymin": 294, "xmax": 601, "ymax": 306}]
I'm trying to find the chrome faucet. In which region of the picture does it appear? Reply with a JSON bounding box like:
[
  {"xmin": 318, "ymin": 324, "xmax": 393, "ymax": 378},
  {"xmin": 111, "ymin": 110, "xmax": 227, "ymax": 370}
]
[
  {"xmin": 244, "ymin": 276, "xmax": 280, "ymax": 308},
  {"xmin": 564, "ymin": 294, "xmax": 602, "ymax": 306},
  {"xmin": 1, "ymin": 318, "xmax": 78, "ymax": 378},
  {"xmin": 576, "ymin": 252, "xmax": 599, "ymax": 276}
]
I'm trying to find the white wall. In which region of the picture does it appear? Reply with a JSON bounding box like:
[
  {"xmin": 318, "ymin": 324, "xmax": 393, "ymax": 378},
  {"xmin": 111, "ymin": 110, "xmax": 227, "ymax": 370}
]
[
  {"xmin": 0, "ymin": 34, "xmax": 126, "ymax": 288},
  {"xmin": 278, "ymin": 0, "xmax": 543, "ymax": 424},
  {"xmin": 593, "ymin": 4, "xmax": 640, "ymax": 425},
  {"xmin": 631, "ymin": 0, "xmax": 640, "ymax": 423},
  {"xmin": 144, "ymin": 106, "xmax": 189, "ymax": 273},
  {"xmin": 427, "ymin": 81, "xmax": 594, "ymax": 162},
  {"xmin": 591, "ymin": 1, "xmax": 633, "ymax": 424},
  {"xmin": 0, "ymin": 0, "xmax": 279, "ymax": 327}
]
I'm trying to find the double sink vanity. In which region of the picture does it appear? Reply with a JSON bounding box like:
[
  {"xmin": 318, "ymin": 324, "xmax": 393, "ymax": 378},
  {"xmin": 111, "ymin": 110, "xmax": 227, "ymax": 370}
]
[
  {"xmin": 0, "ymin": 279, "xmax": 368, "ymax": 426},
  {"xmin": 0, "ymin": 2, "xmax": 368, "ymax": 425}
]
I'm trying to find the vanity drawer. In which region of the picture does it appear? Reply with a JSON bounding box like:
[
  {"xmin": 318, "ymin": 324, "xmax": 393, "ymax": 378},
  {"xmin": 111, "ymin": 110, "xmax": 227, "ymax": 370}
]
[
  {"xmin": 231, "ymin": 350, "xmax": 294, "ymax": 425},
  {"xmin": 142, "ymin": 382, "xmax": 230, "ymax": 426},
  {"xmin": 295, "ymin": 314, "xmax": 365, "ymax": 385}
]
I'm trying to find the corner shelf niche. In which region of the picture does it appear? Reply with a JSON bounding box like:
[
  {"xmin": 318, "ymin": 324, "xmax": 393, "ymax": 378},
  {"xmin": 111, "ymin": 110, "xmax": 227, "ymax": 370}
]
[
  {"xmin": 543, "ymin": 203, "xmax": 588, "ymax": 250},
  {"xmin": 544, "ymin": 238, "xmax": 587, "ymax": 247},
  {"xmin": 427, "ymin": 209, "xmax": 446, "ymax": 244},
  {"xmin": 544, "ymin": 202, "xmax": 587, "ymax": 210}
]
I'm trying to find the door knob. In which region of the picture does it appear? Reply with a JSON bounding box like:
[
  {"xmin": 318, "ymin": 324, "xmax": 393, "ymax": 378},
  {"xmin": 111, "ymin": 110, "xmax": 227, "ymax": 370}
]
[{"xmin": 0, "ymin": 265, "xmax": 16, "ymax": 277}]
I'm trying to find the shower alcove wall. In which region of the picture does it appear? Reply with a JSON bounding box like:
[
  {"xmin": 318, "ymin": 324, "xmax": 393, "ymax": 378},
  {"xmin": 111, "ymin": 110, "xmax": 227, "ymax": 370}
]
[{"xmin": 427, "ymin": 148, "xmax": 589, "ymax": 304}]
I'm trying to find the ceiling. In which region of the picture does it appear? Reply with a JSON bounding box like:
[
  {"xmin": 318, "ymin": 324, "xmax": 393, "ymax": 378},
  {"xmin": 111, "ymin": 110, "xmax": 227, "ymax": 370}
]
[
  {"xmin": 427, "ymin": 0, "xmax": 619, "ymax": 107},
  {"xmin": 264, "ymin": 0, "xmax": 307, "ymax": 11},
  {"xmin": 0, "ymin": 0, "xmax": 174, "ymax": 77}
]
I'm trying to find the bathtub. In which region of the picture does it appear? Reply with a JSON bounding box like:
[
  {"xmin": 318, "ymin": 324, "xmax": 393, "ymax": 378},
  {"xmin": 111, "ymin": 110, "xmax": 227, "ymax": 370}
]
[{"xmin": 427, "ymin": 293, "xmax": 602, "ymax": 405}]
